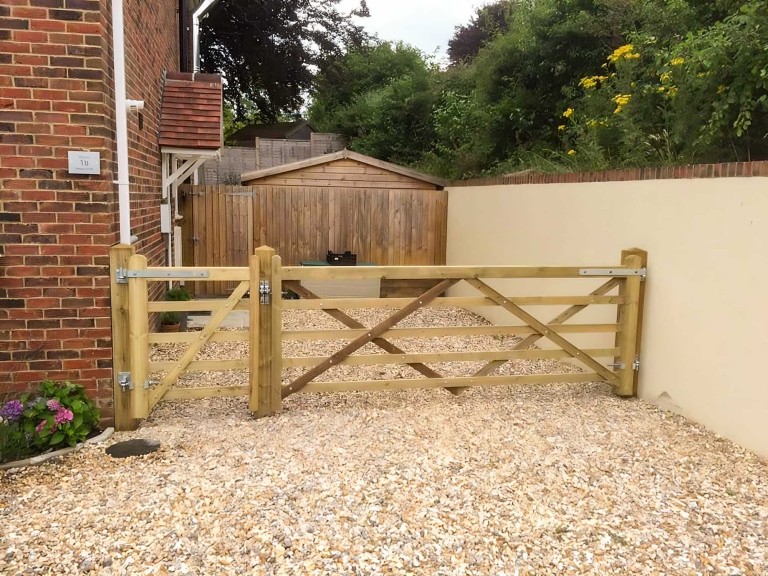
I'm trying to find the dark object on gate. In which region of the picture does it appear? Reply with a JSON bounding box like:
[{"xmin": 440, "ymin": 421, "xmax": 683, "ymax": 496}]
[{"xmin": 326, "ymin": 250, "xmax": 357, "ymax": 265}]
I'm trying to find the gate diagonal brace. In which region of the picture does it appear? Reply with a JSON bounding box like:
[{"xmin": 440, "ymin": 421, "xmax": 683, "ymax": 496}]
[
  {"xmin": 466, "ymin": 278, "xmax": 620, "ymax": 385},
  {"xmin": 472, "ymin": 278, "xmax": 621, "ymax": 378},
  {"xmin": 282, "ymin": 281, "xmax": 463, "ymax": 396},
  {"xmin": 283, "ymin": 279, "xmax": 459, "ymax": 398}
]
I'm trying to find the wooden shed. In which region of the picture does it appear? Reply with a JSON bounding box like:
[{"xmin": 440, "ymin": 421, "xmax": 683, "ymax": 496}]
[{"xmin": 180, "ymin": 150, "xmax": 447, "ymax": 296}]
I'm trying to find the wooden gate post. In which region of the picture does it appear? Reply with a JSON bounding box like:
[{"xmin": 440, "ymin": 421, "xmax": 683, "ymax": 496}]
[
  {"xmin": 249, "ymin": 246, "xmax": 282, "ymax": 417},
  {"xmin": 614, "ymin": 249, "xmax": 647, "ymax": 397},
  {"xmin": 127, "ymin": 254, "xmax": 150, "ymax": 418},
  {"xmin": 109, "ymin": 244, "xmax": 138, "ymax": 431}
]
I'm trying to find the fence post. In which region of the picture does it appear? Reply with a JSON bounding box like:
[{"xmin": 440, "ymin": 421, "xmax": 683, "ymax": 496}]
[
  {"xmin": 614, "ymin": 248, "xmax": 647, "ymax": 397},
  {"xmin": 127, "ymin": 254, "xmax": 150, "ymax": 418},
  {"xmin": 109, "ymin": 244, "xmax": 138, "ymax": 431},
  {"xmin": 250, "ymin": 246, "xmax": 282, "ymax": 417}
]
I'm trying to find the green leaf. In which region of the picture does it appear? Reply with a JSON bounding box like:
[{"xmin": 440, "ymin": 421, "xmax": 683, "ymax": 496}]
[{"xmin": 50, "ymin": 431, "xmax": 65, "ymax": 445}]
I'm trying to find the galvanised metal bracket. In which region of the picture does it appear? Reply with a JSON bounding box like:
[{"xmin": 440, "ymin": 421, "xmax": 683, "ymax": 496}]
[
  {"xmin": 115, "ymin": 268, "xmax": 210, "ymax": 284},
  {"xmin": 259, "ymin": 279, "xmax": 271, "ymax": 305},
  {"xmin": 118, "ymin": 372, "xmax": 132, "ymax": 391},
  {"xmin": 607, "ymin": 357, "xmax": 640, "ymax": 371},
  {"xmin": 580, "ymin": 268, "xmax": 647, "ymax": 278}
]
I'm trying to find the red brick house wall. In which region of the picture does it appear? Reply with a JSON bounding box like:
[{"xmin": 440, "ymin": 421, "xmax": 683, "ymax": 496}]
[{"xmin": 0, "ymin": 0, "xmax": 182, "ymax": 426}]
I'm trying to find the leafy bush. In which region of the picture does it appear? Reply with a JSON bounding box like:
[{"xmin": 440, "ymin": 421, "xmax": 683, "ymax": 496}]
[{"xmin": 0, "ymin": 380, "xmax": 100, "ymax": 464}]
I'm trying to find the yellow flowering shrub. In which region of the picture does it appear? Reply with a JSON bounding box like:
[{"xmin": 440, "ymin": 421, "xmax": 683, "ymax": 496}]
[{"xmin": 607, "ymin": 44, "xmax": 640, "ymax": 63}]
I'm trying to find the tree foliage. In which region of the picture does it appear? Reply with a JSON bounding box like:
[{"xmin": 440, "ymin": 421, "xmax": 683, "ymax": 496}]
[
  {"xmin": 200, "ymin": 0, "xmax": 369, "ymax": 122},
  {"xmin": 309, "ymin": 42, "xmax": 438, "ymax": 164},
  {"xmin": 300, "ymin": 0, "xmax": 768, "ymax": 178},
  {"xmin": 447, "ymin": 1, "xmax": 513, "ymax": 65}
]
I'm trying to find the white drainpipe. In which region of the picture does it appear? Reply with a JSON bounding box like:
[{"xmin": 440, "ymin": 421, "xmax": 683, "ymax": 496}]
[
  {"xmin": 112, "ymin": 0, "xmax": 145, "ymax": 245},
  {"xmin": 193, "ymin": 0, "xmax": 220, "ymax": 73}
]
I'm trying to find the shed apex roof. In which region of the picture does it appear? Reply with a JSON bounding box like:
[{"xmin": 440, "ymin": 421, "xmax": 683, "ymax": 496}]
[
  {"xmin": 159, "ymin": 72, "xmax": 223, "ymax": 151},
  {"xmin": 241, "ymin": 149, "xmax": 446, "ymax": 188}
]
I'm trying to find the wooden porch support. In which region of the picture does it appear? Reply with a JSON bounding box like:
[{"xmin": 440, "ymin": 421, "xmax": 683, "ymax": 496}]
[{"xmin": 283, "ymin": 278, "xmax": 458, "ymax": 398}]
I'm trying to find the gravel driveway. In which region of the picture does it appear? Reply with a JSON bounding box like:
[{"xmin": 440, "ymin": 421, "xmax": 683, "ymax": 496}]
[{"xmin": 1, "ymin": 309, "xmax": 767, "ymax": 575}]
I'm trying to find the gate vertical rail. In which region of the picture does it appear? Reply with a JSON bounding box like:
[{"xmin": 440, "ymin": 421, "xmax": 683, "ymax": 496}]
[
  {"xmin": 127, "ymin": 254, "xmax": 150, "ymax": 418},
  {"xmin": 110, "ymin": 243, "xmax": 138, "ymax": 431},
  {"xmin": 615, "ymin": 249, "xmax": 646, "ymax": 396},
  {"xmin": 250, "ymin": 246, "xmax": 283, "ymax": 417}
]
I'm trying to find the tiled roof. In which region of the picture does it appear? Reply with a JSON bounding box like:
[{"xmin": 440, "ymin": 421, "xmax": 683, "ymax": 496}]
[{"xmin": 159, "ymin": 71, "xmax": 222, "ymax": 150}]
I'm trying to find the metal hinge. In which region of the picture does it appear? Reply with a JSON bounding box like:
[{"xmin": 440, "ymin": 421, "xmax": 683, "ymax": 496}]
[
  {"xmin": 116, "ymin": 267, "xmax": 210, "ymax": 284},
  {"xmin": 580, "ymin": 268, "xmax": 647, "ymax": 277},
  {"xmin": 607, "ymin": 357, "xmax": 640, "ymax": 371},
  {"xmin": 118, "ymin": 372, "xmax": 132, "ymax": 391}
]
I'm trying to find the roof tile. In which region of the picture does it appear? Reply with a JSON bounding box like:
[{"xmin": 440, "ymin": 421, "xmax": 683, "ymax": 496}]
[{"xmin": 159, "ymin": 72, "xmax": 223, "ymax": 151}]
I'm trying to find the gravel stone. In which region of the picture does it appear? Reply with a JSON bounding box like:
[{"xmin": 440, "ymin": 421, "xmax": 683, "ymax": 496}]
[{"xmin": 1, "ymin": 307, "xmax": 766, "ymax": 575}]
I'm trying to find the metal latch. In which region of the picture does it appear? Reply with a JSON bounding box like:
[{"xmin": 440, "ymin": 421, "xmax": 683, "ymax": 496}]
[
  {"xmin": 259, "ymin": 279, "xmax": 271, "ymax": 305},
  {"xmin": 118, "ymin": 372, "xmax": 132, "ymax": 391}
]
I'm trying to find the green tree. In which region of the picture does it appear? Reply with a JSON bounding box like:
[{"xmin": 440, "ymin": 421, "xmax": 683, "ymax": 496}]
[
  {"xmin": 200, "ymin": 0, "xmax": 369, "ymax": 122},
  {"xmin": 309, "ymin": 41, "xmax": 438, "ymax": 164}
]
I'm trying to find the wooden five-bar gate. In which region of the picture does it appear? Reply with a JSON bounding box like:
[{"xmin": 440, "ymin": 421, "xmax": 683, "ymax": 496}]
[{"xmin": 110, "ymin": 245, "xmax": 646, "ymax": 431}]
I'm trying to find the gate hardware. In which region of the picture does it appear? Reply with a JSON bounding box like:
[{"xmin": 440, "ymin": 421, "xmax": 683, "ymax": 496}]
[
  {"xmin": 116, "ymin": 268, "xmax": 210, "ymax": 284},
  {"xmin": 259, "ymin": 279, "xmax": 271, "ymax": 305},
  {"xmin": 607, "ymin": 358, "xmax": 640, "ymax": 371},
  {"xmin": 118, "ymin": 372, "xmax": 132, "ymax": 391},
  {"xmin": 579, "ymin": 268, "xmax": 646, "ymax": 277}
]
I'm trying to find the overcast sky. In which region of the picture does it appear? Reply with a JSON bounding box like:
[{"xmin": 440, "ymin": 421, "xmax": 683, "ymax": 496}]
[{"xmin": 339, "ymin": 0, "xmax": 482, "ymax": 62}]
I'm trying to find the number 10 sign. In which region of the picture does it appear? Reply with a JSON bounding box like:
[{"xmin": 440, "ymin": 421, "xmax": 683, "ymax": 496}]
[{"xmin": 67, "ymin": 151, "xmax": 101, "ymax": 175}]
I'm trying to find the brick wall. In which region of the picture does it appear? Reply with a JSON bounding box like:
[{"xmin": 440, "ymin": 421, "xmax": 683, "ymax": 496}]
[
  {"xmin": 0, "ymin": 0, "xmax": 180, "ymax": 426},
  {"xmin": 450, "ymin": 160, "xmax": 768, "ymax": 187}
]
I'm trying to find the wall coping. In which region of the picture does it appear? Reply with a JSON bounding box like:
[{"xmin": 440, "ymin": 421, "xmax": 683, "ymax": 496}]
[{"xmin": 449, "ymin": 160, "xmax": 768, "ymax": 187}]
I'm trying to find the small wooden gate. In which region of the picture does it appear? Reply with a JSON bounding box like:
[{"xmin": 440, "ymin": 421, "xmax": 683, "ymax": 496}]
[{"xmin": 110, "ymin": 245, "xmax": 645, "ymax": 430}]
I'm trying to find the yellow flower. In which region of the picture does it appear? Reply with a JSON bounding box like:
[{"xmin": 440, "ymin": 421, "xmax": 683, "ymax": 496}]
[
  {"xmin": 558, "ymin": 125, "xmax": 566, "ymax": 131},
  {"xmin": 667, "ymin": 86, "xmax": 678, "ymax": 97},
  {"xmin": 612, "ymin": 94, "xmax": 631, "ymax": 107},
  {"xmin": 563, "ymin": 108, "xmax": 574, "ymax": 119},
  {"xmin": 567, "ymin": 149, "xmax": 576, "ymax": 156},
  {"xmin": 579, "ymin": 75, "xmax": 609, "ymax": 90},
  {"xmin": 717, "ymin": 84, "xmax": 727, "ymax": 95},
  {"xmin": 659, "ymin": 71, "xmax": 672, "ymax": 83},
  {"xmin": 670, "ymin": 57, "xmax": 685, "ymax": 66},
  {"xmin": 608, "ymin": 44, "xmax": 640, "ymax": 63},
  {"xmin": 614, "ymin": 106, "xmax": 623, "ymax": 114}
]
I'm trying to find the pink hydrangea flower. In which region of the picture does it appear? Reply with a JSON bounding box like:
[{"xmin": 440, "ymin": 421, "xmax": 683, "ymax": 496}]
[
  {"xmin": 46, "ymin": 399, "xmax": 62, "ymax": 411},
  {"xmin": 54, "ymin": 409, "xmax": 74, "ymax": 426},
  {"xmin": 35, "ymin": 420, "xmax": 47, "ymax": 433}
]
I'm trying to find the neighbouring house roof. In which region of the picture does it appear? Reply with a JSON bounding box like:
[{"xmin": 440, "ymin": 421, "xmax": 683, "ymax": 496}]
[
  {"xmin": 241, "ymin": 149, "xmax": 446, "ymax": 188},
  {"xmin": 228, "ymin": 120, "xmax": 315, "ymax": 143},
  {"xmin": 159, "ymin": 71, "xmax": 223, "ymax": 151}
]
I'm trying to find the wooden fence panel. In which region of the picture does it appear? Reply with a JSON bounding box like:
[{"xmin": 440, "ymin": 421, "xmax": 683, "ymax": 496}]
[{"xmin": 182, "ymin": 184, "xmax": 448, "ymax": 296}]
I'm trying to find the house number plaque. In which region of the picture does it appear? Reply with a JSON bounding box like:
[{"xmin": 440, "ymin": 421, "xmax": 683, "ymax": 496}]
[{"xmin": 67, "ymin": 151, "xmax": 101, "ymax": 175}]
